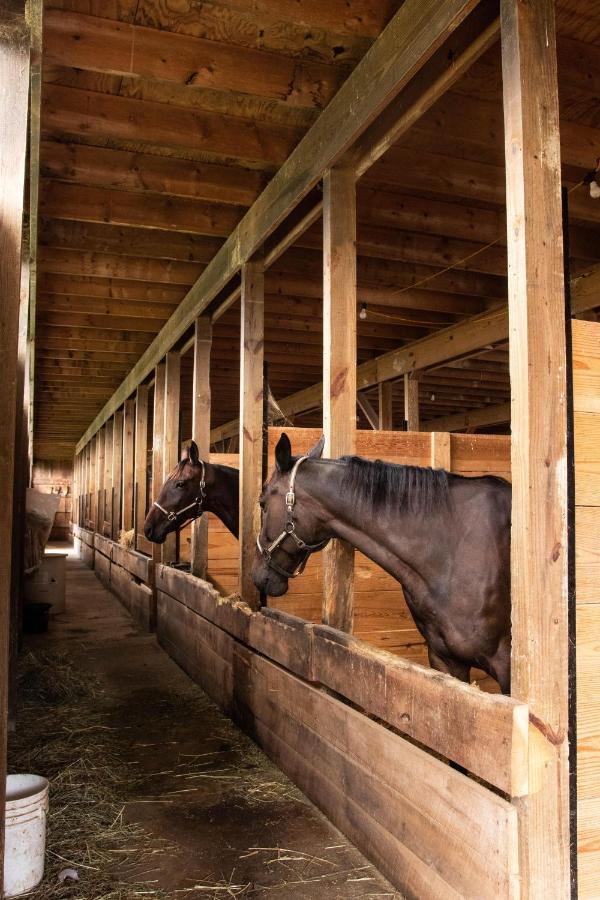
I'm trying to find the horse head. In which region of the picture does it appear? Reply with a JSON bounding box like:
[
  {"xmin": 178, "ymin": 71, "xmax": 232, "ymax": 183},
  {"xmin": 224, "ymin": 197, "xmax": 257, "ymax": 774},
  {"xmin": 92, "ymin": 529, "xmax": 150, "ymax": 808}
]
[
  {"xmin": 144, "ymin": 440, "xmax": 206, "ymax": 544},
  {"xmin": 252, "ymin": 432, "xmax": 329, "ymax": 597}
]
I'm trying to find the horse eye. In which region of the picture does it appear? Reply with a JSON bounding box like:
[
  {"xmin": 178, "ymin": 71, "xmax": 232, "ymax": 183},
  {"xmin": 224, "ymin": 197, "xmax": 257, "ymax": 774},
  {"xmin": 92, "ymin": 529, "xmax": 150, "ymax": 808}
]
[{"xmin": 176, "ymin": 481, "xmax": 185, "ymax": 489}]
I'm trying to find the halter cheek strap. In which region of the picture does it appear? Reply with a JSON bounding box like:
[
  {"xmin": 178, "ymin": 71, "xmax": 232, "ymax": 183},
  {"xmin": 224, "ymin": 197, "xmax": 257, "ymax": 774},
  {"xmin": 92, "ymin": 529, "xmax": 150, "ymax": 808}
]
[
  {"xmin": 256, "ymin": 455, "xmax": 329, "ymax": 579},
  {"xmin": 153, "ymin": 460, "xmax": 207, "ymax": 529}
]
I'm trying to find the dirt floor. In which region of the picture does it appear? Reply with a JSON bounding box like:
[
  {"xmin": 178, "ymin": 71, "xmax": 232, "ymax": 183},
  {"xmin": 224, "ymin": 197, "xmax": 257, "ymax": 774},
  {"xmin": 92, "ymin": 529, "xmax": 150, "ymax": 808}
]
[{"xmin": 9, "ymin": 545, "xmax": 402, "ymax": 899}]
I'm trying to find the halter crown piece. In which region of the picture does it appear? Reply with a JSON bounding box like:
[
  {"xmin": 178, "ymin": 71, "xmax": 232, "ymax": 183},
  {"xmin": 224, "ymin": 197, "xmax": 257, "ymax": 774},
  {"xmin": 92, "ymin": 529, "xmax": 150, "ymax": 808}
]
[
  {"xmin": 256, "ymin": 455, "xmax": 329, "ymax": 579},
  {"xmin": 153, "ymin": 459, "xmax": 207, "ymax": 528}
]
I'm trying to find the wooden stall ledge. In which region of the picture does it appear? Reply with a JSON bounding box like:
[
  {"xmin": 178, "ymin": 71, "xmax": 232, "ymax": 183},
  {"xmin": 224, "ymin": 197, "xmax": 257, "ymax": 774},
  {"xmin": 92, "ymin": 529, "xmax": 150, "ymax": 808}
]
[{"xmin": 154, "ymin": 564, "xmax": 528, "ymax": 796}]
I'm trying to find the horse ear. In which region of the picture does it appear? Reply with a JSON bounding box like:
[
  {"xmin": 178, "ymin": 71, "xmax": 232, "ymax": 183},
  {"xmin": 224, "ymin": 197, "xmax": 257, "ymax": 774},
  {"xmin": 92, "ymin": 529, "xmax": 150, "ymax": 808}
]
[
  {"xmin": 275, "ymin": 433, "xmax": 292, "ymax": 473},
  {"xmin": 180, "ymin": 444, "xmax": 190, "ymax": 463},
  {"xmin": 189, "ymin": 440, "xmax": 200, "ymax": 465},
  {"xmin": 307, "ymin": 435, "xmax": 325, "ymax": 460}
]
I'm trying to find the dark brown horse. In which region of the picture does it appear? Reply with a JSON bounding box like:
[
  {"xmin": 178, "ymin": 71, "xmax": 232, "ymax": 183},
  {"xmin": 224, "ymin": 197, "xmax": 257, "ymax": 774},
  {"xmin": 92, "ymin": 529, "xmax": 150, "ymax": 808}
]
[
  {"xmin": 253, "ymin": 433, "xmax": 512, "ymax": 693},
  {"xmin": 144, "ymin": 440, "xmax": 239, "ymax": 543}
]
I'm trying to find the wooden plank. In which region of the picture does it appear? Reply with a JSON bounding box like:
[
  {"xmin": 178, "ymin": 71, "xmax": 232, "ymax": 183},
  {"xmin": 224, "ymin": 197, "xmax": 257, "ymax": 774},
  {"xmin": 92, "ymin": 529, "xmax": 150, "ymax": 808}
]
[
  {"xmin": 423, "ymin": 401, "xmax": 511, "ymax": 433},
  {"xmin": 191, "ymin": 317, "xmax": 212, "ymax": 578},
  {"xmin": 322, "ymin": 168, "xmax": 356, "ymax": 632},
  {"xmin": 237, "ymin": 651, "xmax": 520, "ymax": 899},
  {"xmin": 111, "ymin": 409, "xmax": 123, "ymax": 540},
  {"xmin": 44, "ymin": 10, "xmax": 343, "ymax": 109},
  {"xmin": 103, "ymin": 417, "xmax": 114, "ymax": 537},
  {"xmin": 311, "ymin": 625, "xmax": 527, "ymax": 796},
  {"xmin": 111, "ymin": 562, "xmax": 155, "ymax": 631},
  {"xmin": 430, "ymin": 432, "xmax": 452, "ymax": 470},
  {"xmin": 134, "ymin": 385, "xmax": 149, "ymax": 553},
  {"xmin": 152, "ymin": 361, "xmax": 165, "ymax": 565},
  {"xmin": 163, "ymin": 351, "xmax": 181, "ymax": 565},
  {"xmin": 378, "ymin": 381, "xmax": 393, "ymax": 430},
  {"xmin": 96, "ymin": 425, "xmax": 105, "ymax": 534},
  {"xmin": 122, "ymin": 397, "xmax": 135, "ymax": 533},
  {"xmin": 111, "ymin": 542, "xmax": 153, "ymax": 585},
  {"xmin": 0, "ymin": 7, "xmax": 29, "ymax": 883},
  {"xmin": 501, "ymin": 0, "xmax": 570, "ymax": 894},
  {"xmin": 356, "ymin": 392, "xmax": 379, "ymax": 429},
  {"xmin": 239, "ymin": 260, "xmax": 264, "ymax": 609},
  {"xmin": 403, "ymin": 372, "xmax": 420, "ymax": 430},
  {"xmin": 75, "ymin": 0, "xmax": 479, "ymax": 452}
]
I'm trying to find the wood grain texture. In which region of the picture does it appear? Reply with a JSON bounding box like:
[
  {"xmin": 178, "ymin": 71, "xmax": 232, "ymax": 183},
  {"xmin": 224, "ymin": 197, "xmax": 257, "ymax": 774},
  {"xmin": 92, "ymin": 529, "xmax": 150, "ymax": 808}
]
[
  {"xmin": 163, "ymin": 351, "xmax": 180, "ymax": 564},
  {"xmin": 152, "ymin": 361, "xmax": 165, "ymax": 564},
  {"xmin": 122, "ymin": 397, "xmax": 135, "ymax": 532},
  {"xmin": 191, "ymin": 317, "xmax": 212, "ymax": 578},
  {"xmin": 134, "ymin": 384, "xmax": 149, "ymax": 553},
  {"xmin": 501, "ymin": 0, "xmax": 570, "ymax": 894},
  {"xmin": 239, "ymin": 260, "xmax": 264, "ymax": 608},
  {"xmin": 322, "ymin": 168, "xmax": 357, "ymax": 632}
]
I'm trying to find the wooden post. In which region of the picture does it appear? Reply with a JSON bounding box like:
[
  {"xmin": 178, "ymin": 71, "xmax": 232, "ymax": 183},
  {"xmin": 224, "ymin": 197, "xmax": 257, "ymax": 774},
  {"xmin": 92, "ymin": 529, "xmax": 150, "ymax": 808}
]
[
  {"xmin": 239, "ymin": 258, "xmax": 264, "ymax": 609},
  {"xmin": 112, "ymin": 409, "xmax": 123, "ymax": 540},
  {"xmin": 192, "ymin": 316, "xmax": 212, "ymax": 578},
  {"xmin": 322, "ymin": 167, "xmax": 356, "ymax": 632},
  {"xmin": 501, "ymin": 1, "xmax": 570, "ymax": 895},
  {"xmin": 404, "ymin": 373, "xmax": 420, "ymax": 431},
  {"xmin": 96, "ymin": 426, "xmax": 105, "ymax": 534},
  {"xmin": 430, "ymin": 432, "xmax": 451, "ymax": 470},
  {"xmin": 163, "ymin": 351, "xmax": 181, "ymax": 564},
  {"xmin": 152, "ymin": 362, "xmax": 166, "ymax": 564},
  {"xmin": 0, "ymin": 5, "xmax": 30, "ymax": 883},
  {"xmin": 103, "ymin": 418, "xmax": 113, "ymax": 536},
  {"xmin": 378, "ymin": 382, "xmax": 393, "ymax": 430},
  {"xmin": 122, "ymin": 397, "xmax": 135, "ymax": 532},
  {"xmin": 134, "ymin": 385, "xmax": 149, "ymax": 551},
  {"xmin": 89, "ymin": 433, "xmax": 97, "ymax": 531}
]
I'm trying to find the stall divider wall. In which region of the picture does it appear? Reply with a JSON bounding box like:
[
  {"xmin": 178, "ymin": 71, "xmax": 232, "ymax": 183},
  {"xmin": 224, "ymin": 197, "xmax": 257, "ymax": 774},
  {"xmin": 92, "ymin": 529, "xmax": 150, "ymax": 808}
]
[{"xmin": 573, "ymin": 319, "xmax": 600, "ymax": 897}]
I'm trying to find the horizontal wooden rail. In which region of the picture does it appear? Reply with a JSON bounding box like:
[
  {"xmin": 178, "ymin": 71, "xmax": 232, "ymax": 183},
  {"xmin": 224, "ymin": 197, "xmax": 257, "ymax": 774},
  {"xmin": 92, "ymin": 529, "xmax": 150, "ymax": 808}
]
[{"xmin": 154, "ymin": 563, "xmax": 528, "ymax": 796}]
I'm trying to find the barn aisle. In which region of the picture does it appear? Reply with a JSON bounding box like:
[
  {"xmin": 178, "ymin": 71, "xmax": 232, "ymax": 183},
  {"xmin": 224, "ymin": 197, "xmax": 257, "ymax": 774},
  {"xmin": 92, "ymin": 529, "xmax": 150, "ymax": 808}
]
[{"xmin": 11, "ymin": 547, "xmax": 401, "ymax": 899}]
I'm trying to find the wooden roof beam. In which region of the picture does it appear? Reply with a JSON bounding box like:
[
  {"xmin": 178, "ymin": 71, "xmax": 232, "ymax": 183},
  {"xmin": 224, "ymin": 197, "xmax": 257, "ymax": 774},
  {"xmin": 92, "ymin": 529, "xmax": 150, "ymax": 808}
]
[{"xmin": 75, "ymin": 0, "xmax": 482, "ymax": 453}]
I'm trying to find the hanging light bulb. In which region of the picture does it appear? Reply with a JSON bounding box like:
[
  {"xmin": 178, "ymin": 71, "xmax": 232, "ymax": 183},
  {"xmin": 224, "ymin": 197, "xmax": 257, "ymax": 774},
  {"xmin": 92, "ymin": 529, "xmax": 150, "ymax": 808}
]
[
  {"xmin": 430, "ymin": 393, "xmax": 436, "ymax": 402},
  {"xmin": 359, "ymin": 303, "xmax": 368, "ymax": 320},
  {"xmin": 584, "ymin": 163, "xmax": 600, "ymax": 199}
]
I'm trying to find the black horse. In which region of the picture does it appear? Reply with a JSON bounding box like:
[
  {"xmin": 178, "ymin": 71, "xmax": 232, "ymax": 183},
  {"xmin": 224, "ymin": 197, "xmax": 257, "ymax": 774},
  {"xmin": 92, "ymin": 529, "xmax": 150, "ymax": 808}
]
[
  {"xmin": 144, "ymin": 440, "xmax": 239, "ymax": 543},
  {"xmin": 253, "ymin": 433, "xmax": 512, "ymax": 693}
]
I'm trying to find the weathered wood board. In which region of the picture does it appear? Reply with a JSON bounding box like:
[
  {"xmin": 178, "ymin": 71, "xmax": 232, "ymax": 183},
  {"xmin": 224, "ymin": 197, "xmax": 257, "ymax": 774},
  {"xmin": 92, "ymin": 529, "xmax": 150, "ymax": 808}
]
[{"xmin": 574, "ymin": 320, "xmax": 600, "ymax": 898}]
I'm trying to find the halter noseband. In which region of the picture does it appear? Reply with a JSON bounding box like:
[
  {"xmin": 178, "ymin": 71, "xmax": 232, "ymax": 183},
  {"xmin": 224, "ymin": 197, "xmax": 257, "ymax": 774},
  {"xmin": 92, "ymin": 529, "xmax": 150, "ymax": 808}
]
[
  {"xmin": 153, "ymin": 459, "xmax": 207, "ymax": 529},
  {"xmin": 256, "ymin": 455, "xmax": 328, "ymax": 579}
]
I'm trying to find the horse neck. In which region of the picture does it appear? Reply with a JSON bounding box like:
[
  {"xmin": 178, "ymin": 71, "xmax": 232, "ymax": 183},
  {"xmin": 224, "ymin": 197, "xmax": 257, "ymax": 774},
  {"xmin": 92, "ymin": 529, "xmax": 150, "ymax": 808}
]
[
  {"xmin": 204, "ymin": 465, "xmax": 239, "ymax": 538},
  {"xmin": 306, "ymin": 459, "xmax": 441, "ymax": 583}
]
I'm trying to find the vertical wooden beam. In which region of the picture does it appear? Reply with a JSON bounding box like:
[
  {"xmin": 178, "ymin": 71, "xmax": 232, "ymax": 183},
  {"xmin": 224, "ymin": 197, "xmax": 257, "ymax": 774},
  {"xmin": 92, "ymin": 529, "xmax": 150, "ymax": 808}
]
[
  {"xmin": 0, "ymin": 6, "xmax": 30, "ymax": 882},
  {"xmin": 122, "ymin": 397, "xmax": 135, "ymax": 532},
  {"xmin": 404, "ymin": 373, "xmax": 420, "ymax": 431},
  {"xmin": 378, "ymin": 381, "xmax": 393, "ymax": 430},
  {"xmin": 134, "ymin": 385, "xmax": 149, "ymax": 551},
  {"xmin": 192, "ymin": 316, "xmax": 212, "ymax": 578},
  {"xmin": 96, "ymin": 426, "xmax": 105, "ymax": 534},
  {"xmin": 501, "ymin": 1, "xmax": 570, "ymax": 896},
  {"xmin": 152, "ymin": 362, "xmax": 166, "ymax": 564},
  {"xmin": 430, "ymin": 432, "xmax": 451, "ymax": 470},
  {"xmin": 112, "ymin": 409, "xmax": 123, "ymax": 540},
  {"xmin": 239, "ymin": 258, "xmax": 264, "ymax": 609},
  {"xmin": 163, "ymin": 351, "xmax": 181, "ymax": 564},
  {"xmin": 103, "ymin": 418, "xmax": 113, "ymax": 536},
  {"xmin": 89, "ymin": 433, "xmax": 97, "ymax": 531},
  {"xmin": 322, "ymin": 167, "xmax": 356, "ymax": 632}
]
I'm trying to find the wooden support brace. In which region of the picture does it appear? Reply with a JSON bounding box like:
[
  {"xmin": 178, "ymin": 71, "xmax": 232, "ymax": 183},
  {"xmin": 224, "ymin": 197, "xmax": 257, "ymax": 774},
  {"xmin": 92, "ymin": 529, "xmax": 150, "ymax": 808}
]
[
  {"xmin": 152, "ymin": 361, "xmax": 165, "ymax": 564},
  {"xmin": 192, "ymin": 316, "xmax": 212, "ymax": 579},
  {"xmin": 501, "ymin": 0, "xmax": 570, "ymax": 894},
  {"xmin": 430, "ymin": 432, "xmax": 452, "ymax": 471},
  {"xmin": 122, "ymin": 397, "xmax": 135, "ymax": 532},
  {"xmin": 404, "ymin": 373, "xmax": 420, "ymax": 431},
  {"xmin": 323, "ymin": 168, "xmax": 356, "ymax": 633},
  {"xmin": 163, "ymin": 351, "xmax": 181, "ymax": 564},
  {"xmin": 134, "ymin": 385, "xmax": 149, "ymax": 552},
  {"xmin": 357, "ymin": 392, "xmax": 380, "ymax": 430},
  {"xmin": 112, "ymin": 409, "xmax": 123, "ymax": 539},
  {"xmin": 239, "ymin": 258, "xmax": 264, "ymax": 609}
]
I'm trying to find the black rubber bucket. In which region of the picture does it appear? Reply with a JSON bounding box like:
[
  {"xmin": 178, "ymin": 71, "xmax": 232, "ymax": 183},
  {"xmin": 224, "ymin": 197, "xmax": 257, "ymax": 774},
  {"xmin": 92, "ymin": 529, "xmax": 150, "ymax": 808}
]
[{"xmin": 23, "ymin": 602, "xmax": 53, "ymax": 634}]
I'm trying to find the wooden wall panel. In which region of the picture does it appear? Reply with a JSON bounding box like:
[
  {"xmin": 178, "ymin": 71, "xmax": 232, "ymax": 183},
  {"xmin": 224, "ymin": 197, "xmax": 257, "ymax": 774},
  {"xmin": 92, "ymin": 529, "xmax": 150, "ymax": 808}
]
[{"xmin": 574, "ymin": 320, "xmax": 600, "ymax": 898}]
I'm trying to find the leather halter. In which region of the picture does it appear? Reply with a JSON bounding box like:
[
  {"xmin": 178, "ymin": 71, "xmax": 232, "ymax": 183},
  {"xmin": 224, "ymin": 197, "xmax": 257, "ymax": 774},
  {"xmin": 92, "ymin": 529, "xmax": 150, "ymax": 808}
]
[
  {"xmin": 256, "ymin": 455, "xmax": 328, "ymax": 579},
  {"xmin": 153, "ymin": 459, "xmax": 207, "ymax": 529}
]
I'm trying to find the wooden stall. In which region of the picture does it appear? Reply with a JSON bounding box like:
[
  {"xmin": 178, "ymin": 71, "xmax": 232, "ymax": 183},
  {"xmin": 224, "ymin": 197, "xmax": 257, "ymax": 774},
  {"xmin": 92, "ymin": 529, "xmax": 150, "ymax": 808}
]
[{"xmin": 15, "ymin": 0, "xmax": 600, "ymax": 896}]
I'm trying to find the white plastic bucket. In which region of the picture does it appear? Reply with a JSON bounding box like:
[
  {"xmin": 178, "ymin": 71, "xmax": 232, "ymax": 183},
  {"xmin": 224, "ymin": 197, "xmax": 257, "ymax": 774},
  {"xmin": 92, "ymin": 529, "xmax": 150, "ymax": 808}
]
[{"xmin": 4, "ymin": 774, "xmax": 49, "ymax": 897}]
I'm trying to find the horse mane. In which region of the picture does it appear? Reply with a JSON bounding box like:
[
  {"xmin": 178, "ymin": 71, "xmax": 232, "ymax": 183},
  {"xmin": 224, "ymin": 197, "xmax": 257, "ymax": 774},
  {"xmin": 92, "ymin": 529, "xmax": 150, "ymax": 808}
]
[{"xmin": 339, "ymin": 456, "xmax": 449, "ymax": 515}]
